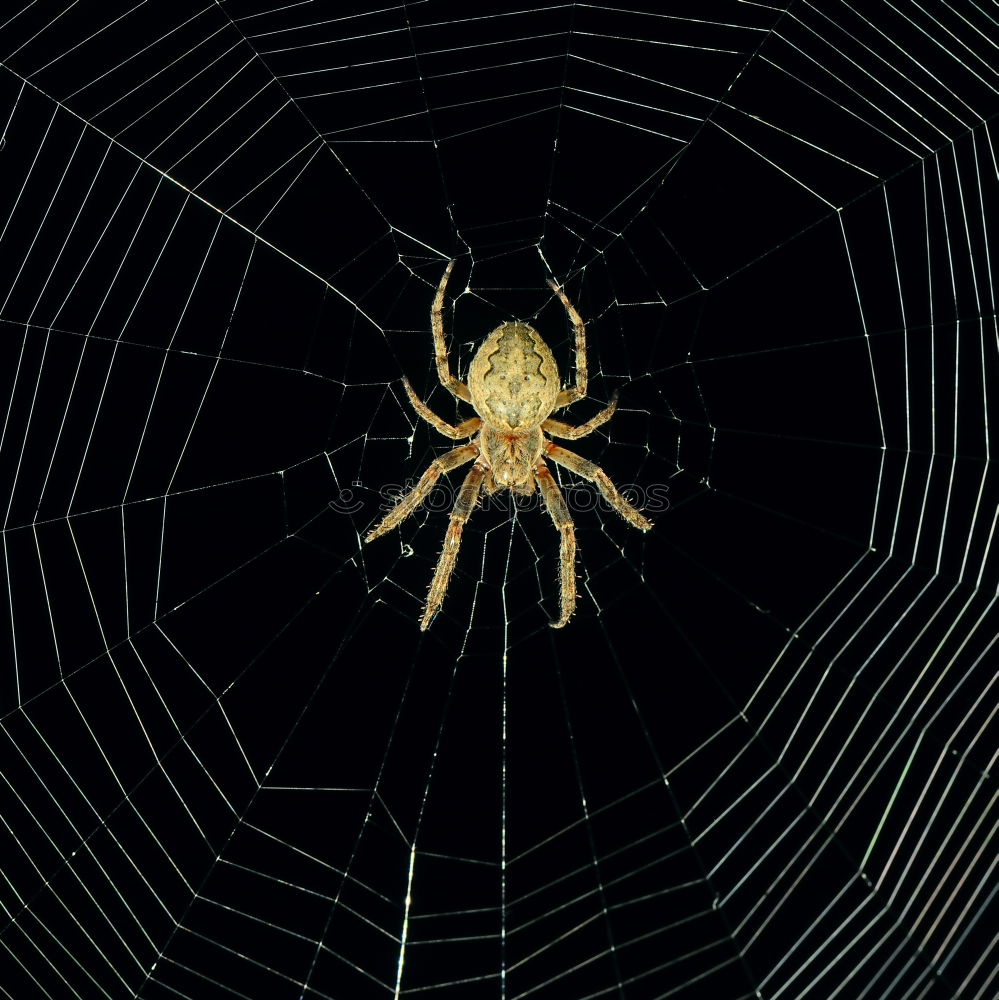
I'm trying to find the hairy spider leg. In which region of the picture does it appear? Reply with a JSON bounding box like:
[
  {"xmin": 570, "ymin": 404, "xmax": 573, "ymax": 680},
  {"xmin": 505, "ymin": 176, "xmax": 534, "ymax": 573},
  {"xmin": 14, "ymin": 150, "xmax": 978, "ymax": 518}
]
[
  {"xmin": 420, "ymin": 461, "xmax": 487, "ymax": 630},
  {"xmin": 542, "ymin": 392, "xmax": 618, "ymax": 440},
  {"xmin": 546, "ymin": 445, "xmax": 652, "ymax": 531},
  {"xmin": 548, "ymin": 279, "xmax": 587, "ymax": 409},
  {"xmin": 535, "ymin": 459, "xmax": 576, "ymax": 628},
  {"xmin": 432, "ymin": 260, "xmax": 472, "ymax": 403},
  {"xmin": 402, "ymin": 377, "xmax": 481, "ymax": 439},
  {"xmin": 365, "ymin": 443, "xmax": 477, "ymax": 542}
]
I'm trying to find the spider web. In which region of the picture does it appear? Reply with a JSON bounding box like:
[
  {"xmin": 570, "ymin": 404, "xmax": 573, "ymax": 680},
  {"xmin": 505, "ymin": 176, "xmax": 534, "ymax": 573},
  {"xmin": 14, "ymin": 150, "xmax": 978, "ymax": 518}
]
[{"xmin": 0, "ymin": 2, "xmax": 996, "ymax": 998}]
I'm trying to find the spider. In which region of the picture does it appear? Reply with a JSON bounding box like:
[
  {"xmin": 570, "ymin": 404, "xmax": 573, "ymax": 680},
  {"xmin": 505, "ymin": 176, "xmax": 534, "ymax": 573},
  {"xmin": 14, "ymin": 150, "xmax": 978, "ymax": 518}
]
[{"xmin": 366, "ymin": 260, "xmax": 651, "ymax": 630}]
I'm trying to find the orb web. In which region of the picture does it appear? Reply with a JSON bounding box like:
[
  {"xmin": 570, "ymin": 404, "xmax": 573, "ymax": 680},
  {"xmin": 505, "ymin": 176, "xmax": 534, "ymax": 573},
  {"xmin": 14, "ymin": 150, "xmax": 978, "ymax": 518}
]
[{"xmin": 0, "ymin": 3, "xmax": 995, "ymax": 999}]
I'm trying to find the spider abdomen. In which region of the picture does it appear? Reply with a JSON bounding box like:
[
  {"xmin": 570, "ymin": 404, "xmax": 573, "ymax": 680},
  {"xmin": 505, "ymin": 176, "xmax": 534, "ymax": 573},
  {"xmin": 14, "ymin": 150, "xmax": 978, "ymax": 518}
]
[{"xmin": 468, "ymin": 322, "xmax": 560, "ymax": 429}]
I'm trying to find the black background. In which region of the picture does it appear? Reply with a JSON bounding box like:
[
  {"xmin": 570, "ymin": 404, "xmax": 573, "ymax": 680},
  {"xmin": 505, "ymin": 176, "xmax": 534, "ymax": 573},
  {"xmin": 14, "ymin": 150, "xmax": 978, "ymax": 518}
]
[{"xmin": 0, "ymin": 3, "xmax": 995, "ymax": 998}]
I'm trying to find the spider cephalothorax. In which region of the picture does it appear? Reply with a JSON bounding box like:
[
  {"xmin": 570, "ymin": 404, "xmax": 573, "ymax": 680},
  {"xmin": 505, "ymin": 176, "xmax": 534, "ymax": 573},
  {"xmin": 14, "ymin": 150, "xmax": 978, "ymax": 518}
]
[{"xmin": 366, "ymin": 261, "xmax": 651, "ymax": 629}]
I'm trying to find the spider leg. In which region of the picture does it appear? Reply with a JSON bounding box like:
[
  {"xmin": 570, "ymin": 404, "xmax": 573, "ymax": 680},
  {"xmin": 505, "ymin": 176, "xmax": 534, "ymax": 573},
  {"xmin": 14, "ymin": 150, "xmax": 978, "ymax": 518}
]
[
  {"xmin": 548, "ymin": 279, "xmax": 587, "ymax": 409},
  {"xmin": 546, "ymin": 444, "xmax": 652, "ymax": 531},
  {"xmin": 365, "ymin": 443, "xmax": 477, "ymax": 542},
  {"xmin": 402, "ymin": 378, "xmax": 481, "ymax": 439},
  {"xmin": 535, "ymin": 459, "xmax": 576, "ymax": 628},
  {"xmin": 542, "ymin": 392, "xmax": 617, "ymax": 440},
  {"xmin": 432, "ymin": 260, "xmax": 472, "ymax": 404},
  {"xmin": 421, "ymin": 461, "xmax": 486, "ymax": 630}
]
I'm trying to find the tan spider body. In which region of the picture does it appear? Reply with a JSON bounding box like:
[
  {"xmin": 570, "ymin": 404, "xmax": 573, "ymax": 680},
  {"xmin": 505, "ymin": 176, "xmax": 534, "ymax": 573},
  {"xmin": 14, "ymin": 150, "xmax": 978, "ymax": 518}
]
[
  {"xmin": 469, "ymin": 322, "xmax": 558, "ymax": 492},
  {"xmin": 366, "ymin": 261, "xmax": 651, "ymax": 630}
]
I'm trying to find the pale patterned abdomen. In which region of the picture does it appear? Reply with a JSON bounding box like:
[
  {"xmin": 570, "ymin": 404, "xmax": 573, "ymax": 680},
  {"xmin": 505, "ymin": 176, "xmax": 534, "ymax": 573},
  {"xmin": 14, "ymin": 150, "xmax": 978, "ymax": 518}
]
[{"xmin": 467, "ymin": 322, "xmax": 561, "ymax": 429}]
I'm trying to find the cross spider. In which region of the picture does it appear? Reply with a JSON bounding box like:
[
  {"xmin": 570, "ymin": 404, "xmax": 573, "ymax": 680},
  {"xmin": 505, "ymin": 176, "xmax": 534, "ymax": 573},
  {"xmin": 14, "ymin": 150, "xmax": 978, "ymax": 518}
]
[{"xmin": 366, "ymin": 261, "xmax": 651, "ymax": 630}]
